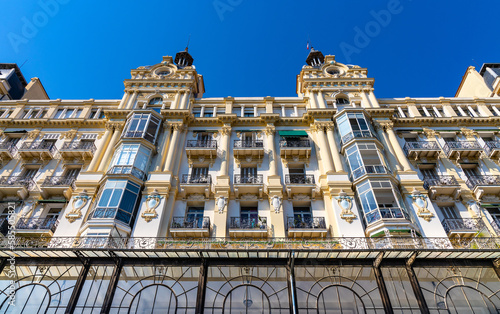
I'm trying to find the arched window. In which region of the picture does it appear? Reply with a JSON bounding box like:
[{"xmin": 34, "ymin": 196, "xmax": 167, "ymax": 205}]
[
  {"xmin": 223, "ymin": 284, "xmax": 271, "ymax": 313},
  {"xmin": 336, "ymin": 97, "xmax": 350, "ymax": 105},
  {"xmin": 317, "ymin": 285, "xmax": 366, "ymax": 313},
  {"xmin": 148, "ymin": 97, "xmax": 163, "ymax": 105}
]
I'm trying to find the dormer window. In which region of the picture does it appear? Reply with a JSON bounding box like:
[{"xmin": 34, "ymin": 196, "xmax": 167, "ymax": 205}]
[
  {"xmin": 336, "ymin": 97, "xmax": 350, "ymax": 105},
  {"xmin": 149, "ymin": 97, "xmax": 163, "ymax": 105}
]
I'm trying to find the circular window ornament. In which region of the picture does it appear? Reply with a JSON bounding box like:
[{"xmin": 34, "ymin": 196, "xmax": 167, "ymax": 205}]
[
  {"xmin": 154, "ymin": 67, "xmax": 172, "ymax": 78},
  {"xmin": 325, "ymin": 66, "xmax": 343, "ymax": 77}
]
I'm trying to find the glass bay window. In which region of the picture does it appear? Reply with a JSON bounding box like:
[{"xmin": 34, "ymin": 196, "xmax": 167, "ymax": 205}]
[
  {"xmin": 90, "ymin": 180, "xmax": 141, "ymax": 225},
  {"xmin": 123, "ymin": 113, "xmax": 161, "ymax": 144},
  {"xmin": 337, "ymin": 112, "xmax": 374, "ymax": 145},
  {"xmin": 345, "ymin": 143, "xmax": 389, "ymax": 180},
  {"xmin": 108, "ymin": 144, "xmax": 152, "ymax": 180}
]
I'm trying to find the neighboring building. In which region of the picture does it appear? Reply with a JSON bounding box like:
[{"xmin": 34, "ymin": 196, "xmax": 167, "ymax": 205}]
[
  {"xmin": 0, "ymin": 49, "xmax": 499, "ymax": 312},
  {"xmin": 456, "ymin": 63, "xmax": 500, "ymax": 98},
  {"xmin": 0, "ymin": 63, "xmax": 49, "ymax": 101}
]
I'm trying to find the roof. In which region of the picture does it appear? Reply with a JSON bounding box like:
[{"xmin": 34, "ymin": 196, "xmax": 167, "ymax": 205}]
[{"xmin": 0, "ymin": 63, "xmax": 28, "ymax": 86}]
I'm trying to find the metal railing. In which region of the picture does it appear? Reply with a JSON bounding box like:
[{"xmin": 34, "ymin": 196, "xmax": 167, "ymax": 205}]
[
  {"xmin": 443, "ymin": 141, "xmax": 482, "ymax": 156},
  {"xmin": 234, "ymin": 174, "xmax": 263, "ymax": 184},
  {"xmin": 423, "ymin": 175, "xmax": 459, "ymax": 189},
  {"xmin": 287, "ymin": 217, "xmax": 326, "ymax": 229},
  {"xmin": 107, "ymin": 165, "xmax": 146, "ymax": 181},
  {"xmin": 171, "ymin": 216, "xmax": 210, "ymax": 229},
  {"xmin": 442, "ymin": 218, "xmax": 484, "ymax": 234},
  {"xmin": 279, "ymin": 139, "xmax": 310, "ymax": 148},
  {"xmin": 181, "ymin": 174, "xmax": 211, "ymax": 184},
  {"xmin": 186, "ymin": 140, "xmax": 217, "ymax": 149},
  {"xmin": 403, "ymin": 141, "xmax": 440, "ymax": 156},
  {"xmin": 60, "ymin": 141, "xmax": 97, "ymax": 154},
  {"xmin": 16, "ymin": 217, "xmax": 59, "ymax": 233},
  {"xmin": 234, "ymin": 140, "xmax": 264, "ymax": 148},
  {"xmin": 285, "ymin": 174, "xmax": 315, "ymax": 184},
  {"xmin": 466, "ymin": 175, "xmax": 500, "ymax": 189},
  {"xmin": 123, "ymin": 131, "xmax": 155, "ymax": 144},
  {"xmin": 0, "ymin": 176, "xmax": 35, "ymax": 189},
  {"xmin": 230, "ymin": 217, "xmax": 267, "ymax": 230},
  {"xmin": 0, "ymin": 142, "xmax": 18, "ymax": 156},
  {"xmin": 42, "ymin": 176, "xmax": 77, "ymax": 189},
  {"xmin": 379, "ymin": 207, "xmax": 407, "ymax": 219},
  {"xmin": 4, "ymin": 236, "xmax": 500, "ymax": 251},
  {"xmin": 351, "ymin": 165, "xmax": 390, "ymax": 180},
  {"xmin": 484, "ymin": 141, "xmax": 500, "ymax": 156},
  {"xmin": 19, "ymin": 141, "xmax": 57, "ymax": 155},
  {"xmin": 341, "ymin": 130, "xmax": 374, "ymax": 145}
]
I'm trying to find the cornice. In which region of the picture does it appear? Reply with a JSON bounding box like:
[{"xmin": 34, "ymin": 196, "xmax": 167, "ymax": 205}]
[
  {"xmin": 0, "ymin": 118, "xmax": 106, "ymax": 129},
  {"xmin": 393, "ymin": 116, "xmax": 500, "ymax": 128},
  {"xmin": 305, "ymin": 108, "xmax": 336, "ymax": 119}
]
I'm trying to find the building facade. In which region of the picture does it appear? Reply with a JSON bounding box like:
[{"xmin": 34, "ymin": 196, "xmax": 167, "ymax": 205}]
[{"xmin": 0, "ymin": 49, "xmax": 499, "ymax": 313}]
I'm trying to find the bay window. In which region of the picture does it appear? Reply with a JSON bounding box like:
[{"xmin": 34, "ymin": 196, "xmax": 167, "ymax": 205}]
[
  {"xmin": 108, "ymin": 144, "xmax": 152, "ymax": 180},
  {"xmin": 336, "ymin": 112, "xmax": 374, "ymax": 145},
  {"xmin": 345, "ymin": 143, "xmax": 388, "ymax": 180},
  {"xmin": 123, "ymin": 113, "xmax": 161, "ymax": 144},
  {"xmin": 90, "ymin": 180, "xmax": 141, "ymax": 225}
]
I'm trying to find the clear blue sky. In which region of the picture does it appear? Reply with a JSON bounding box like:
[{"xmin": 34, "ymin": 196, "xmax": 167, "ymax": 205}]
[{"xmin": 1, "ymin": 0, "xmax": 498, "ymax": 100}]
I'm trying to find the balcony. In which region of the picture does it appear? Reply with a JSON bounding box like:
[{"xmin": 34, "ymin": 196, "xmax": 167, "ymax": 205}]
[
  {"xmin": 59, "ymin": 141, "xmax": 96, "ymax": 161},
  {"xmin": 18, "ymin": 141, "xmax": 57, "ymax": 160},
  {"xmin": 442, "ymin": 141, "xmax": 482, "ymax": 159},
  {"xmin": 404, "ymin": 141, "xmax": 441, "ymax": 160},
  {"xmin": 229, "ymin": 217, "xmax": 268, "ymax": 238},
  {"xmin": 179, "ymin": 174, "xmax": 212, "ymax": 198},
  {"xmin": 233, "ymin": 140, "xmax": 264, "ymax": 165},
  {"xmin": 484, "ymin": 141, "xmax": 500, "ymax": 159},
  {"xmin": 0, "ymin": 142, "xmax": 17, "ymax": 162},
  {"xmin": 0, "ymin": 176, "xmax": 35, "ymax": 199},
  {"xmin": 442, "ymin": 218, "xmax": 484, "ymax": 237},
  {"xmin": 466, "ymin": 175, "xmax": 500, "ymax": 200},
  {"xmin": 170, "ymin": 216, "xmax": 210, "ymax": 238},
  {"xmin": 233, "ymin": 174, "xmax": 264, "ymax": 198},
  {"xmin": 185, "ymin": 140, "xmax": 217, "ymax": 167},
  {"xmin": 15, "ymin": 217, "xmax": 59, "ymax": 235},
  {"xmin": 341, "ymin": 130, "xmax": 375, "ymax": 146},
  {"xmin": 285, "ymin": 174, "xmax": 316, "ymax": 198},
  {"xmin": 351, "ymin": 165, "xmax": 391, "ymax": 181},
  {"xmin": 40, "ymin": 176, "xmax": 76, "ymax": 200},
  {"xmin": 424, "ymin": 175, "xmax": 461, "ymax": 200},
  {"xmin": 279, "ymin": 139, "xmax": 311, "ymax": 165},
  {"xmin": 107, "ymin": 165, "xmax": 146, "ymax": 181},
  {"xmin": 287, "ymin": 217, "xmax": 327, "ymax": 238}
]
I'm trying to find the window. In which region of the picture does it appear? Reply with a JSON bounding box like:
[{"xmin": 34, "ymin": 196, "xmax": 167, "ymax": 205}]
[
  {"xmin": 293, "ymin": 206, "xmax": 312, "ymax": 224},
  {"xmin": 240, "ymin": 167, "xmax": 257, "ymax": 183},
  {"xmin": 91, "ymin": 180, "xmax": 141, "ymax": 225},
  {"xmin": 41, "ymin": 139, "xmax": 57, "ymax": 150},
  {"xmin": 204, "ymin": 110, "xmax": 213, "ymax": 118},
  {"xmin": 109, "ymin": 144, "xmax": 152, "ymax": 176},
  {"xmin": 22, "ymin": 109, "xmax": 46, "ymax": 119},
  {"xmin": 186, "ymin": 207, "xmax": 205, "ymax": 228},
  {"xmin": 240, "ymin": 207, "xmax": 258, "ymax": 227},
  {"xmin": 22, "ymin": 168, "xmax": 38, "ymax": 180},
  {"xmin": 397, "ymin": 107, "xmax": 409, "ymax": 118},
  {"xmin": 53, "ymin": 108, "xmax": 82, "ymax": 119},
  {"xmin": 190, "ymin": 167, "xmax": 209, "ymax": 183},
  {"xmin": 243, "ymin": 107, "xmax": 254, "ymax": 117},
  {"xmin": 345, "ymin": 143, "xmax": 386, "ymax": 180},
  {"xmin": 192, "ymin": 108, "xmax": 202, "ymax": 117},
  {"xmin": 148, "ymin": 97, "xmax": 163, "ymax": 105},
  {"xmin": 336, "ymin": 113, "xmax": 372, "ymax": 143},
  {"xmin": 79, "ymin": 139, "xmax": 95, "ymax": 149},
  {"xmin": 336, "ymin": 97, "xmax": 350, "ymax": 105},
  {"xmin": 124, "ymin": 113, "xmax": 161, "ymax": 144},
  {"xmin": 462, "ymin": 166, "xmax": 479, "ymax": 179},
  {"xmin": 420, "ymin": 168, "xmax": 437, "ymax": 179},
  {"xmin": 439, "ymin": 206, "xmax": 459, "ymax": 219},
  {"xmin": 89, "ymin": 109, "xmax": 105, "ymax": 119},
  {"xmin": 64, "ymin": 168, "xmax": 80, "ymax": 179}
]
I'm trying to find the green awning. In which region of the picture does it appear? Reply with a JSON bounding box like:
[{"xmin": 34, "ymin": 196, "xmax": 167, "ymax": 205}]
[
  {"xmin": 481, "ymin": 204, "xmax": 500, "ymax": 208},
  {"xmin": 3, "ymin": 130, "xmax": 27, "ymax": 134},
  {"xmin": 279, "ymin": 131, "xmax": 308, "ymax": 137}
]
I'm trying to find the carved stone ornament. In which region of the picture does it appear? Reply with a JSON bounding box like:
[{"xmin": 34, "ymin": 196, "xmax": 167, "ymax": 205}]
[
  {"xmin": 66, "ymin": 190, "xmax": 90, "ymax": 223},
  {"xmin": 141, "ymin": 189, "xmax": 163, "ymax": 222},
  {"xmin": 335, "ymin": 190, "xmax": 357, "ymax": 223},
  {"xmin": 410, "ymin": 189, "xmax": 434, "ymax": 222},
  {"xmin": 466, "ymin": 199, "xmax": 482, "ymax": 217},
  {"xmin": 27, "ymin": 129, "xmax": 40, "ymax": 140},
  {"xmin": 217, "ymin": 196, "xmax": 227, "ymax": 214},
  {"xmin": 271, "ymin": 195, "xmax": 282, "ymax": 214}
]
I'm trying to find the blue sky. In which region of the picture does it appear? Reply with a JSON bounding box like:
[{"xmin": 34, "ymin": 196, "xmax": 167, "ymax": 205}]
[{"xmin": 1, "ymin": 0, "xmax": 498, "ymax": 100}]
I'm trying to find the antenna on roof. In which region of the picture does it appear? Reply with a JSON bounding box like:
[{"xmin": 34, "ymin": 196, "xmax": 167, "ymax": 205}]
[
  {"xmin": 472, "ymin": 59, "xmax": 481, "ymax": 68},
  {"xmin": 19, "ymin": 59, "xmax": 28, "ymax": 69},
  {"xmin": 186, "ymin": 34, "xmax": 191, "ymax": 51}
]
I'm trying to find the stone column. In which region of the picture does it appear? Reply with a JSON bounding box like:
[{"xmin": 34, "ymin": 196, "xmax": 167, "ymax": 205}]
[
  {"xmin": 317, "ymin": 90, "xmax": 327, "ymax": 108},
  {"xmin": 156, "ymin": 123, "xmax": 172, "ymax": 171},
  {"xmin": 325, "ymin": 124, "xmax": 344, "ymax": 172},
  {"xmin": 88, "ymin": 124, "xmax": 113, "ymax": 172},
  {"xmin": 97, "ymin": 124, "xmax": 123, "ymax": 172},
  {"xmin": 374, "ymin": 122, "xmax": 402, "ymax": 172},
  {"xmin": 314, "ymin": 125, "xmax": 334, "ymax": 173},
  {"xmin": 118, "ymin": 92, "xmax": 129, "ymax": 109},
  {"xmin": 384, "ymin": 122, "xmax": 412, "ymax": 172},
  {"xmin": 163, "ymin": 123, "xmax": 183, "ymax": 172},
  {"xmin": 266, "ymin": 125, "xmax": 278, "ymax": 176},
  {"xmin": 171, "ymin": 92, "xmax": 180, "ymax": 109},
  {"xmin": 125, "ymin": 91, "xmax": 138, "ymax": 109},
  {"xmin": 308, "ymin": 90, "xmax": 318, "ymax": 109},
  {"xmin": 219, "ymin": 124, "xmax": 231, "ymax": 176},
  {"xmin": 179, "ymin": 91, "xmax": 190, "ymax": 110},
  {"xmin": 265, "ymin": 124, "xmax": 285, "ymax": 237}
]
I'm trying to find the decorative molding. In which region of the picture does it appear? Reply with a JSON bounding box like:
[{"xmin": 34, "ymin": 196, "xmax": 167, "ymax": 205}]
[
  {"xmin": 335, "ymin": 190, "xmax": 357, "ymax": 223},
  {"xmin": 271, "ymin": 195, "xmax": 282, "ymax": 214},
  {"xmin": 141, "ymin": 189, "xmax": 163, "ymax": 222},
  {"xmin": 217, "ymin": 196, "xmax": 227, "ymax": 214},
  {"xmin": 410, "ymin": 189, "xmax": 434, "ymax": 222},
  {"xmin": 66, "ymin": 190, "xmax": 90, "ymax": 223},
  {"xmin": 27, "ymin": 129, "xmax": 40, "ymax": 139}
]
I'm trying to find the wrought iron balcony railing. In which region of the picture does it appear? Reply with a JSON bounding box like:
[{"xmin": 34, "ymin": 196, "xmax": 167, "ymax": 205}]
[
  {"xmin": 0, "ymin": 176, "xmax": 35, "ymax": 189},
  {"xmin": 285, "ymin": 174, "xmax": 315, "ymax": 184},
  {"xmin": 42, "ymin": 176, "xmax": 77, "ymax": 189},
  {"xmin": 181, "ymin": 174, "xmax": 211, "ymax": 184},
  {"xmin": 442, "ymin": 141, "xmax": 482, "ymax": 156},
  {"xmin": 484, "ymin": 141, "xmax": 500, "ymax": 156},
  {"xmin": 16, "ymin": 217, "xmax": 59, "ymax": 233},
  {"xmin": 466, "ymin": 175, "xmax": 500, "ymax": 189},
  {"xmin": 123, "ymin": 131, "xmax": 155, "ymax": 144},
  {"xmin": 186, "ymin": 140, "xmax": 217, "ymax": 149},
  {"xmin": 341, "ymin": 130, "xmax": 374, "ymax": 146},
  {"xmin": 403, "ymin": 141, "xmax": 441, "ymax": 156},
  {"xmin": 287, "ymin": 217, "xmax": 326, "ymax": 229},
  {"xmin": 234, "ymin": 174, "xmax": 263, "ymax": 184},
  {"xmin": 107, "ymin": 165, "xmax": 146, "ymax": 181},
  {"xmin": 234, "ymin": 140, "xmax": 264, "ymax": 148},
  {"xmin": 60, "ymin": 141, "xmax": 97, "ymax": 154},
  {"xmin": 0, "ymin": 142, "xmax": 18, "ymax": 156},
  {"xmin": 423, "ymin": 175, "xmax": 459, "ymax": 189},
  {"xmin": 230, "ymin": 217, "xmax": 267, "ymax": 229},
  {"xmin": 351, "ymin": 165, "xmax": 390, "ymax": 180},
  {"xmin": 171, "ymin": 216, "xmax": 210, "ymax": 229},
  {"xmin": 379, "ymin": 207, "xmax": 408, "ymax": 219},
  {"xmin": 19, "ymin": 141, "xmax": 57, "ymax": 155},
  {"xmin": 279, "ymin": 139, "xmax": 311, "ymax": 148},
  {"xmin": 441, "ymin": 218, "xmax": 484, "ymax": 234}
]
